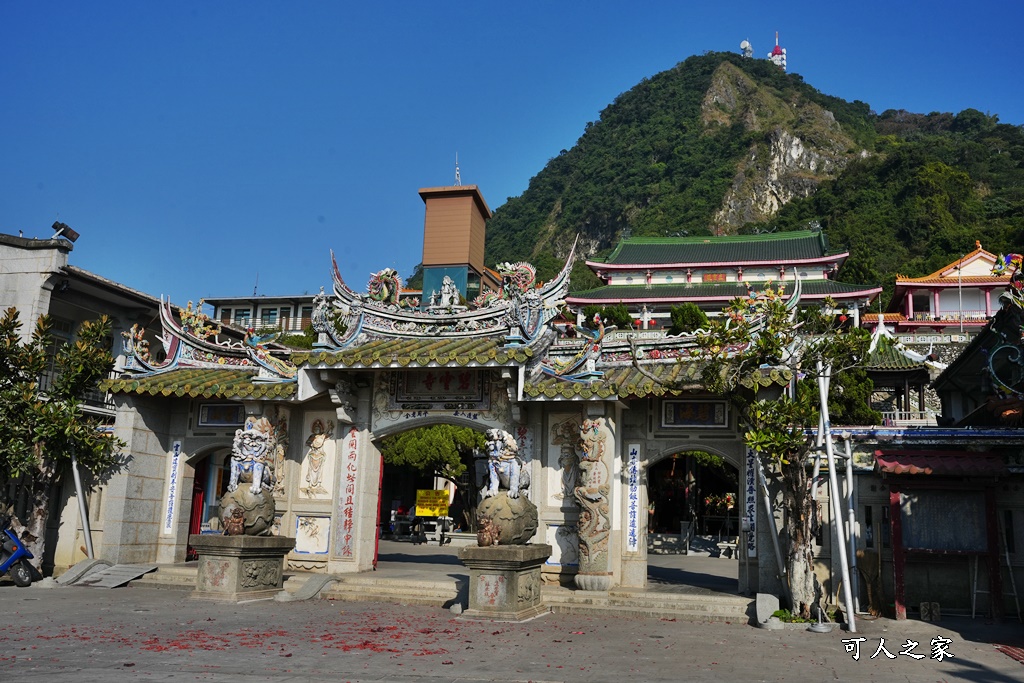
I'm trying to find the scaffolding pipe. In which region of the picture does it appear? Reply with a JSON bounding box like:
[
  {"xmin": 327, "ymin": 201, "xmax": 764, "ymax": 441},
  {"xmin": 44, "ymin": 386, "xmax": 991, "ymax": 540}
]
[
  {"xmin": 842, "ymin": 433, "xmax": 861, "ymax": 613},
  {"xmin": 70, "ymin": 448, "xmax": 94, "ymax": 559},
  {"xmin": 817, "ymin": 360, "xmax": 856, "ymax": 632},
  {"xmin": 812, "ymin": 413, "xmax": 824, "ymax": 499}
]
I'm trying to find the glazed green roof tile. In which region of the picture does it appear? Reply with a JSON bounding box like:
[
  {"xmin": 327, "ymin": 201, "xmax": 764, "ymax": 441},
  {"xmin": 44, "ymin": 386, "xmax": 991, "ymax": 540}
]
[
  {"xmin": 593, "ymin": 230, "xmax": 834, "ymax": 266},
  {"xmin": 524, "ymin": 362, "xmax": 702, "ymax": 399},
  {"xmin": 522, "ymin": 362, "xmax": 792, "ymax": 399},
  {"xmin": 104, "ymin": 368, "xmax": 296, "ymax": 399},
  {"xmin": 569, "ymin": 279, "xmax": 877, "ymax": 301},
  {"xmin": 293, "ymin": 337, "xmax": 532, "ymax": 368}
]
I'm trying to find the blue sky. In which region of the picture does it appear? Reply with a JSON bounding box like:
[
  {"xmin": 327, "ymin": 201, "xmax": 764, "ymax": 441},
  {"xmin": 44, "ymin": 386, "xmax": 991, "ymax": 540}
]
[{"xmin": 2, "ymin": 2, "xmax": 1021, "ymax": 308}]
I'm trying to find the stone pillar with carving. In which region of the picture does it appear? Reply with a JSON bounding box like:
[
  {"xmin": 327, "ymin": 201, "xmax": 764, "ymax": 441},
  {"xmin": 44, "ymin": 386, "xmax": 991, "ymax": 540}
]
[
  {"xmin": 328, "ymin": 378, "xmax": 380, "ymax": 573},
  {"xmin": 573, "ymin": 417, "xmax": 614, "ymax": 590}
]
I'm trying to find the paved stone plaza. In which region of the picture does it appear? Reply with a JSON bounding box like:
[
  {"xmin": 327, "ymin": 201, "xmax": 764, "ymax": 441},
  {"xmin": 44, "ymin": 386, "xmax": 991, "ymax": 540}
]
[{"xmin": 1, "ymin": 580, "xmax": 1022, "ymax": 683}]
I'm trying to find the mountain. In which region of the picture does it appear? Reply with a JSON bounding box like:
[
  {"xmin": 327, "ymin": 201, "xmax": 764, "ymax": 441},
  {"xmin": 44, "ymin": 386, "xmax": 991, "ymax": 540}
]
[{"xmin": 483, "ymin": 52, "xmax": 1024, "ymax": 302}]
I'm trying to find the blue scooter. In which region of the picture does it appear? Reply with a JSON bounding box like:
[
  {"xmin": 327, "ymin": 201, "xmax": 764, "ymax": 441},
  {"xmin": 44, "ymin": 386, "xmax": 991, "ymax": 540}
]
[{"xmin": 0, "ymin": 521, "xmax": 34, "ymax": 587}]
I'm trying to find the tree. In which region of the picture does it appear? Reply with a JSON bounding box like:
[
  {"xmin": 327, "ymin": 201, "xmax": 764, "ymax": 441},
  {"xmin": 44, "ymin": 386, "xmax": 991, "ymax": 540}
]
[
  {"xmin": 667, "ymin": 302, "xmax": 709, "ymax": 335},
  {"xmin": 582, "ymin": 303, "xmax": 633, "ymax": 329},
  {"xmin": 379, "ymin": 424, "xmax": 487, "ymax": 531},
  {"xmin": 0, "ymin": 308, "xmax": 125, "ymax": 568},
  {"xmin": 700, "ymin": 288, "xmax": 867, "ymax": 618},
  {"xmin": 633, "ymin": 285, "xmax": 868, "ymax": 618}
]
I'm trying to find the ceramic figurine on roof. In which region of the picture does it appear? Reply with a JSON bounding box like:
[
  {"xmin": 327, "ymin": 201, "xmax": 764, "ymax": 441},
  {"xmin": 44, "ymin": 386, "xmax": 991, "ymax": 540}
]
[
  {"xmin": 992, "ymin": 252, "xmax": 1023, "ymax": 279},
  {"xmin": 367, "ymin": 267, "xmax": 419, "ymax": 309},
  {"xmin": 244, "ymin": 328, "xmax": 298, "ymax": 380},
  {"xmin": 470, "ymin": 262, "xmax": 535, "ymax": 307},
  {"xmin": 540, "ymin": 312, "xmax": 612, "ymax": 382},
  {"xmin": 429, "ymin": 275, "xmax": 466, "ymax": 312}
]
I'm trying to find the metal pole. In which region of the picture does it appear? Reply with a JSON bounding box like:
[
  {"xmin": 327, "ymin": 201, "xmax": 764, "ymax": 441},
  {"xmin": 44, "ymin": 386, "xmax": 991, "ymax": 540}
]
[
  {"xmin": 842, "ymin": 433, "xmax": 861, "ymax": 613},
  {"xmin": 818, "ymin": 361, "xmax": 856, "ymax": 632},
  {"xmin": 70, "ymin": 448, "xmax": 95, "ymax": 559},
  {"xmin": 959, "ymin": 256, "xmax": 964, "ymax": 334},
  {"xmin": 812, "ymin": 412, "xmax": 824, "ymax": 499}
]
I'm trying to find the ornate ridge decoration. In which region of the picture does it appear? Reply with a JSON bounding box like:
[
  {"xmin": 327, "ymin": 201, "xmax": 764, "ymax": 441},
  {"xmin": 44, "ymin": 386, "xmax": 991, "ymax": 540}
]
[
  {"xmin": 539, "ymin": 313, "xmax": 612, "ymax": 383},
  {"xmin": 120, "ymin": 298, "xmax": 297, "ymax": 383},
  {"xmin": 310, "ymin": 239, "xmax": 577, "ymax": 350},
  {"xmin": 621, "ymin": 277, "xmax": 803, "ymax": 385},
  {"xmin": 471, "ymin": 261, "xmax": 537, "ymax": 307},
  {"xmin": 367, "ymin": 267, "xmax": 419, "ymax": 308},
  {"xmin": 987, "ymin": 253, "xmax": 1024, "ymax": 402}
]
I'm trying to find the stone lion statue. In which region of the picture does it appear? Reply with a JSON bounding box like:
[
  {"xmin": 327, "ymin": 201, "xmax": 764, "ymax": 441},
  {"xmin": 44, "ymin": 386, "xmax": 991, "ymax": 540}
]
[
  {"xmin": 476, "ymin": 428, "xmax": 537, "ymax": 545},
  {"xmin": 483, "ymin": 428, "xmax": 530, "ymax": 499},
  {"xmin": 228, "ymin": 417, "xmax": 276, "ymax": 495},
  {"xmin": 221, "ymin": 416, "xmax": 277, "ymax": 536}
]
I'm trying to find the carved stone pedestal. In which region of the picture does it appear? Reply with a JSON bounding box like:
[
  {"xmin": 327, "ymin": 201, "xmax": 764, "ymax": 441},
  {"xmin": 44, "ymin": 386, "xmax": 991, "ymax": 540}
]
[
  {"xmin": 189, "ymin": 534, "xmax": 295, "ymax": 603},
  {"xmin": 458, "ymin": 544, "xmax": 552, "ymax": 621}
]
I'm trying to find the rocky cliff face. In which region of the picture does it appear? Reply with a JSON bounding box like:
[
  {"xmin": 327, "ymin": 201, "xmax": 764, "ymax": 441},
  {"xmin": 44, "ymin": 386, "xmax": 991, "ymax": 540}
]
[{"xmin": 702, "ymin": 62, "xmax": 861, "ymax": 233}]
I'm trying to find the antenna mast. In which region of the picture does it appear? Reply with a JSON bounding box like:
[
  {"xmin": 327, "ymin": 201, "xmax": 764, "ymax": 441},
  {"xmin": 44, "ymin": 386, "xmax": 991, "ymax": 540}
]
[{"xmin": 454, "ymin": 153, "xmax": 462, "ymax": 186}]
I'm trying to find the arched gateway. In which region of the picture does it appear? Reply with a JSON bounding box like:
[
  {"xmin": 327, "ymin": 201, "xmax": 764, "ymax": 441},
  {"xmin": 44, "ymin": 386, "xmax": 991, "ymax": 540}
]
[
  {"xmin": 99, "ymin": 186, "xmax": 792, "ymax": 595},
  {"xmin": 102, "ymin": 246, "xmax": 785, "ymax": 597}
]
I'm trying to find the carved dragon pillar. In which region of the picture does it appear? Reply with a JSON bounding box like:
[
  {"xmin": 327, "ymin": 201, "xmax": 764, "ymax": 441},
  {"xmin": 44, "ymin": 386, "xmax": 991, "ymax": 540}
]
[{"xmin": 573, "ymin": 417, "xmax": 614, "ymax": 590}]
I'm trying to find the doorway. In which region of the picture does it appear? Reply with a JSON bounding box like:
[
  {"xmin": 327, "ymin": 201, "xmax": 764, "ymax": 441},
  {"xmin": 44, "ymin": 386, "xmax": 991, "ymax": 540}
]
[{"xmin": 646, "ymin": 450, "xmax": 741, "ymax": 594}]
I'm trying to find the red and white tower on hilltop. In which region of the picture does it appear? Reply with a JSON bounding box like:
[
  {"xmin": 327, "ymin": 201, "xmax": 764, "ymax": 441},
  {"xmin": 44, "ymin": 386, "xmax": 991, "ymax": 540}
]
[{"xmin": 767, "ymin": 31, "xmax": 787, "ymax": 71}]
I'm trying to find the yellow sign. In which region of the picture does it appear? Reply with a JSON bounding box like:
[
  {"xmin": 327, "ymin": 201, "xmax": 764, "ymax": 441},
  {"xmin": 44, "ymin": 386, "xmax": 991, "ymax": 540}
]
[{"xmin": 415, "ymin": 489, "xmax": 450, "ymax": 517}]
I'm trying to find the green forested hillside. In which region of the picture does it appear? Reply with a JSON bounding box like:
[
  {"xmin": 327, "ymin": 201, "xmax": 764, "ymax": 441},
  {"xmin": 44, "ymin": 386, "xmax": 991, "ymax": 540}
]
[
  {"xmin": 749, "ymin": 110, "xmax": 1024, "ymax": 300},
  {"xmin": 481, "ymin": 52, "xmax": 1024, "ymax": 304}
]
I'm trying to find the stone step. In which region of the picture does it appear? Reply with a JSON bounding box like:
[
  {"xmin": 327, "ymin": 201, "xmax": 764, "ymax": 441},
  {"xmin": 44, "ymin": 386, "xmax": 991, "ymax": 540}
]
[
  {"xmin": 543, "ymin": 587, "xmax": 753, "ymax": 623},
  {"xmin": 546, "ymin": 601, "xmax": 750, "ymax": 624},
  {"xmin": 124, "ymin": 564, "xmax": 752, "ymax": 623},
  {"xmin": 130, "ymin": 563, "xmax": 197, "ymax": 590},
  {"xmin": 319, "ymin": 575, "xmax": 463, "ymax": 607}
]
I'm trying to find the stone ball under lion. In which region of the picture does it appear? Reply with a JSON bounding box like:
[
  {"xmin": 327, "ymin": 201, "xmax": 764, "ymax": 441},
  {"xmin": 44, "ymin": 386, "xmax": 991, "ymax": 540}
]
[
  {"xmin": 220, "ymin": 487, "xmax": 276, "ymax": 536},
  {"xmin": 475, "ymin": 492, "xmax": 538, "ymax": 546}
]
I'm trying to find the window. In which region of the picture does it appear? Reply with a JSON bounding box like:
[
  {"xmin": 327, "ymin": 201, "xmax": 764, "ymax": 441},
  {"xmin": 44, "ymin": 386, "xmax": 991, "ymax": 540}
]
[
  {"xmin": 279, "ymin": 307, "xmax": 291, "ymax": 330},
  {"xmin": 665, "ymin": 275, "xmax": 673, "ymax": 283},
  {"xmin": 234, "ymin": 309, "xmax": 251, "ymax": 327},
  {"xmin": 38, "ymin": 317, "xmax": 73, "ymax": 394},
  {"xmin": 197, "ymin": 403, "xmax": 246, "ymax": 427},
  {"xmin": 660, "ymin": 400, "xmax": 728, "ymax": 428},
  {"xmin": 261, "ymin": 308, "xmax": 278, "ymax": 327}
]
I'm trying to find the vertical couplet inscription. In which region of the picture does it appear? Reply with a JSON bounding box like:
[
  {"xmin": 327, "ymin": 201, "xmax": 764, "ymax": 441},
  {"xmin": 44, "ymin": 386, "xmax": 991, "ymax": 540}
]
[{"xmin": 338, "ymin": 427, "xmax": 359, "ymax": 558}]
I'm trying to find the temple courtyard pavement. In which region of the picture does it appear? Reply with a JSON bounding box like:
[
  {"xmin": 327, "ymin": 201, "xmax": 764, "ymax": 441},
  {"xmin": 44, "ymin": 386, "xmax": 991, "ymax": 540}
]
[{"xmin": 1, "ymin": 541, "xmax": 1022, "ymax": 682}]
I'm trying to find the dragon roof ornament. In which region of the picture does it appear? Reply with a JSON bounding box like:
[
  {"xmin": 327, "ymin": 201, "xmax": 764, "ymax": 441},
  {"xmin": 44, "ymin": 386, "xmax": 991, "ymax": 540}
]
[
  {"xmin": 311, "ymin": 237, "xmax": 578, "ymax": 350},
  {"xmin": 120, "ymin": 298, "xmax": 297, "ymax": 383}
]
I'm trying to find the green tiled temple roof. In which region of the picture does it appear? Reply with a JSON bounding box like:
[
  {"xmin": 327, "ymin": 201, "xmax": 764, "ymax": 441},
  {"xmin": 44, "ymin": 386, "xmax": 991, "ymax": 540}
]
[
  {"xmin": 863, "ymin": 337, "xmax": 927, "ymax": 371},
  {"xmin": 593, "ymin": 230, "xmax": 833, "ymax": 266},
  {"xmin": 569, "ymin": 279, "xmax": 877, "ymax": 301},
  {"xmin": 523, "ymin": 362, "xmax": 791, "ymax": 399},
  {"xmin": 294, "ymin": 337, "xmax": 532, "ymax": 368},
  {"xmin": 104, "ymin": 369, "xmax": 296, "ymax": 399}
]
